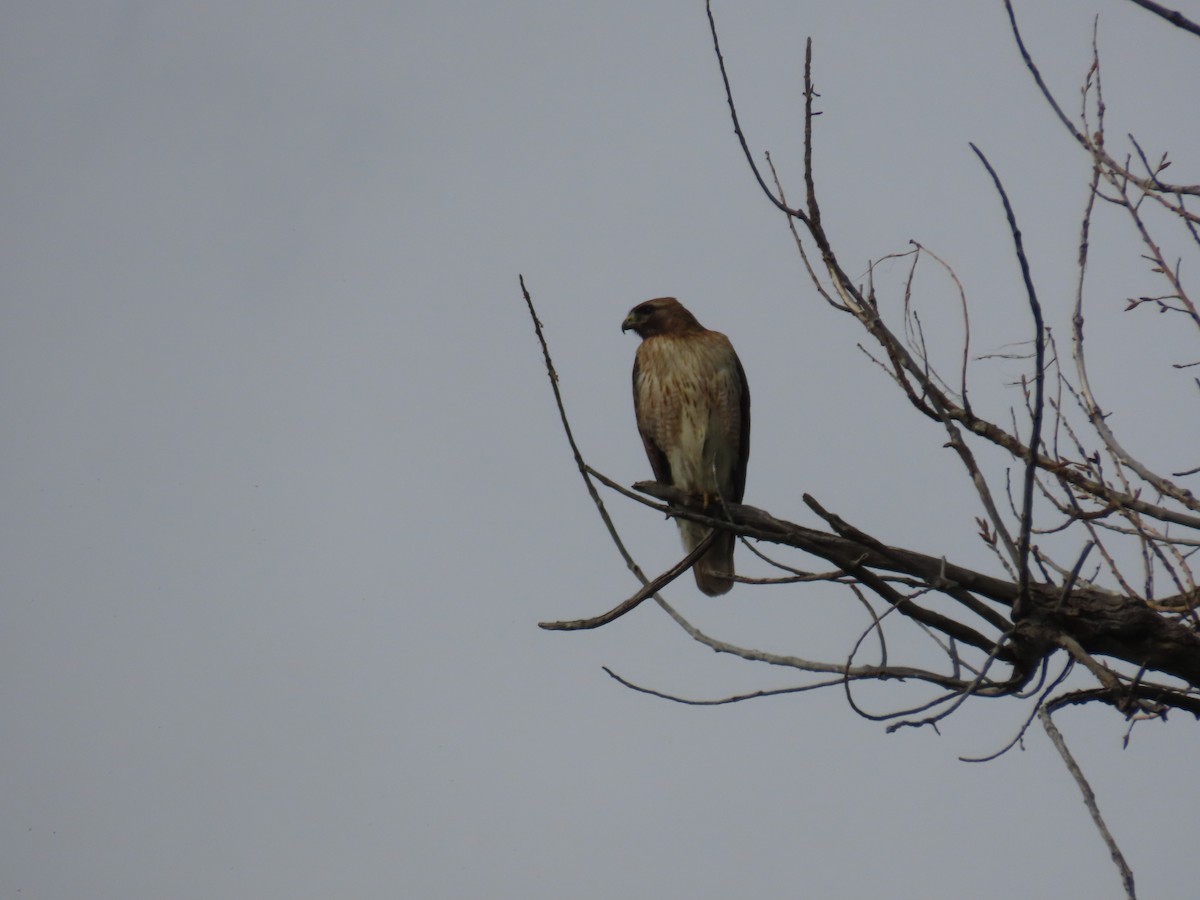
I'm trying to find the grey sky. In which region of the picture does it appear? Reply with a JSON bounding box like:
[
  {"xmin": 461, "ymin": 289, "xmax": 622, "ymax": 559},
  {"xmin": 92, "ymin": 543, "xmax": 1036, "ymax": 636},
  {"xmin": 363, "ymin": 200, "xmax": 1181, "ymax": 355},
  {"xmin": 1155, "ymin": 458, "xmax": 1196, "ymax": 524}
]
[{"xmin": 4, "ymin": 2, "xmax": 1198, "ymax": 897}]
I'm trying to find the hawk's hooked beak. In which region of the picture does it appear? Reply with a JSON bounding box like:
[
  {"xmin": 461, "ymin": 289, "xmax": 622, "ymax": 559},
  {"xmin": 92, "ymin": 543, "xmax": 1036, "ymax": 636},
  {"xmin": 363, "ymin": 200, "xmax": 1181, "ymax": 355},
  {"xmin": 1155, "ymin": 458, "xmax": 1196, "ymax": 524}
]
[{"xmin": 621, "ymin": 314, "xmax": 635, "ymax": 333}]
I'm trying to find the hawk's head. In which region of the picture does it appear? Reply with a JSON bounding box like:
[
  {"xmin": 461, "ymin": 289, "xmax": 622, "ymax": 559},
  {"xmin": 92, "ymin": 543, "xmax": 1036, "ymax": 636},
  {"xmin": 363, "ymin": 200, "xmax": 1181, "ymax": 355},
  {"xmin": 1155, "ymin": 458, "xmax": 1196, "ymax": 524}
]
[{"xmin": 621, "ymin": 297, "xmax": 703, "ymax": 338}]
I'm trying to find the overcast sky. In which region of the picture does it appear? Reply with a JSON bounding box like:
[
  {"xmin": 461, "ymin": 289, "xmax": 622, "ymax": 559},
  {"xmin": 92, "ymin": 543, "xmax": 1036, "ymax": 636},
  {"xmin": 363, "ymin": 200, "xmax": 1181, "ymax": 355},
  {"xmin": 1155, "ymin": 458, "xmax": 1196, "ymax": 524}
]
[{"xmin": 4, "ymin": 2, "xmax": 1199, "ymax": 898}]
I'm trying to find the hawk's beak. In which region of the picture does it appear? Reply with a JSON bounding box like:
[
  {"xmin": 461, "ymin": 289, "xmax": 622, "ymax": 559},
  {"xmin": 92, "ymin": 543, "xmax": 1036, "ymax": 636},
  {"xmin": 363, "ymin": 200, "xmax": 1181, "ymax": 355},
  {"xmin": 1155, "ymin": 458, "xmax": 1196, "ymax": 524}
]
[{"xmin": 621, "ymin": 314, "xmax": 635, "ymax": 333}]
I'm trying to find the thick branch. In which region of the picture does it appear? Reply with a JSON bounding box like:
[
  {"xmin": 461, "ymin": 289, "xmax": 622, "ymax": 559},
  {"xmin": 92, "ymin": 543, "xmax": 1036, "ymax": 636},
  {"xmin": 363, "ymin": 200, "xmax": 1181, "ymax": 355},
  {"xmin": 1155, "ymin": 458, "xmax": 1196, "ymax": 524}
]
[{"xmin": 635, "ymin": 481, "xmax": 1200, "ymax": 688}]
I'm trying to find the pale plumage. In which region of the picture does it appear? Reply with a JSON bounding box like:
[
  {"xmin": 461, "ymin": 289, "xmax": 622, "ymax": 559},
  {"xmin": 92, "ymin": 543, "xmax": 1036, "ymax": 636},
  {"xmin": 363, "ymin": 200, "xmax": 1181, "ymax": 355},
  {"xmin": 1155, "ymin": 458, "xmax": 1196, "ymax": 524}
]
[{"xmin": 622, "ymin": 297, "xmax": 750, "ymax": 595}]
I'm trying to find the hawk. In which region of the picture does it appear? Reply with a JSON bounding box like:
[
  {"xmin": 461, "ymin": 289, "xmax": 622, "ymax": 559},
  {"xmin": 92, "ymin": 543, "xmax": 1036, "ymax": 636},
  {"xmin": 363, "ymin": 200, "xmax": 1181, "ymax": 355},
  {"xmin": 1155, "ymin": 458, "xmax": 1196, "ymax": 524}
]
[{"xmin": 622, "ymin": 297, "xmax": 750, "ymax": 595}]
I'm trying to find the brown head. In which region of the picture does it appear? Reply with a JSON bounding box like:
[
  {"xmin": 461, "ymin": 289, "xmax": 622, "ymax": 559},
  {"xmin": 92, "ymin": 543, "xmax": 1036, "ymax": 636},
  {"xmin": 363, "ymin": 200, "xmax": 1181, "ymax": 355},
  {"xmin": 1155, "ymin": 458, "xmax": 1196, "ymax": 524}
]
[{"xmin": 621, "ymin": 297, "xmax": 705, "ymax": 338}]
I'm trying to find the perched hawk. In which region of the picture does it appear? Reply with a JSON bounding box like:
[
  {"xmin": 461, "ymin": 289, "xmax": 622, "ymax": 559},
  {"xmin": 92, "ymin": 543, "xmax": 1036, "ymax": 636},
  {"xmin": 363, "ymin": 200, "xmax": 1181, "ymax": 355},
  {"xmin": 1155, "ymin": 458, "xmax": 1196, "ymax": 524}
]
[{"xmin": 622, "ymin": 297, "xmax": 750, "ymax": 595}]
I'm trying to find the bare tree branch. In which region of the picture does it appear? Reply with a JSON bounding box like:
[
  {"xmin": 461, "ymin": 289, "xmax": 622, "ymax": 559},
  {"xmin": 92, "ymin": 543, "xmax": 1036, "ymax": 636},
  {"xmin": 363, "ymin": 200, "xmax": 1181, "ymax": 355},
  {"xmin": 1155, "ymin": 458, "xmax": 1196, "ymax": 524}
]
[
  {"xmin": 628, "ymin": 481, "xmax": 1200, "ymax": 692},
  {"xmin": 1039, "ymin": 708, "xmax": 1137, "ymax": 900},
  {"xmin": 1124, "ymin": 0, "xmax": 1200, "ymax": 38},
  {"xmin": 538, "ymin": 531, "xmax": 717, "ymax": 631},
  {"xmin": 969, "ymin": 144, "xmax": 1047, "ymax": 619},
  {"xmin": 1002, "ymin": 0, "xmax": 1200, "ymax": 202},
  {"xmin": 602, "ymin": 666, "xmax": 883, "ymax": 706}
]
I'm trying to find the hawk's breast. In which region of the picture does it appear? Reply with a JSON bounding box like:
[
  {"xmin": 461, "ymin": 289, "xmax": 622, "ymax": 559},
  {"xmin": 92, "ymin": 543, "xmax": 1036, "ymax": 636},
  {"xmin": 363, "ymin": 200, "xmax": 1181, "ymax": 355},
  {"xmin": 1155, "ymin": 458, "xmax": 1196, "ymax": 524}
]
[{"xmin": 634, "ymin": 332, "xmax": 744, "ymax": 498}]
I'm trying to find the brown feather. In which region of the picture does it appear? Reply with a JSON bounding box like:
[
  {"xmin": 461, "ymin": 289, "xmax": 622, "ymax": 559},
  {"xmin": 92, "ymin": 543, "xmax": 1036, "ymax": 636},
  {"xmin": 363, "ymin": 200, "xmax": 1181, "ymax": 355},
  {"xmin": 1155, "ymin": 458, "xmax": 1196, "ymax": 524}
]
[{"xmin": 623, "ymin": 298, "xmax": 750, "ymax": 596}]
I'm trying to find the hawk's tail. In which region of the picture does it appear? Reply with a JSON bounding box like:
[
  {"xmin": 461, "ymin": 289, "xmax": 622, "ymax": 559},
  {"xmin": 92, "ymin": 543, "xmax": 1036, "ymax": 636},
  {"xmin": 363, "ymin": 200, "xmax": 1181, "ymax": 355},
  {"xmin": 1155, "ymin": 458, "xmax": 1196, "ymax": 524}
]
[{"xmin": 682, "ymin": 522, "xmax": 735, "ymax": 596}]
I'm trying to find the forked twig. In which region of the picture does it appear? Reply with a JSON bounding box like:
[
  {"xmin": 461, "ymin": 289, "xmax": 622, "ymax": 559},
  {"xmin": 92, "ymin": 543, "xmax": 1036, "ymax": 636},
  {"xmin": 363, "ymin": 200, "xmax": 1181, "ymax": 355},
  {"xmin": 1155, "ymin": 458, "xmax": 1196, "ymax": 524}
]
[{"xmin": 539, "ymin": 532, "xmax": 716, "ymax": 631}]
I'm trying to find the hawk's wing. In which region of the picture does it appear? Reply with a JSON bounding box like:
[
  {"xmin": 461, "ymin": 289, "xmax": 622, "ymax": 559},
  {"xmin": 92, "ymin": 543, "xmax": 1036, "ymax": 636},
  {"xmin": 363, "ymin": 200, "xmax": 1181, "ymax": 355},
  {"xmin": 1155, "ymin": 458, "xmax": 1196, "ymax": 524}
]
[{"xmin": 731, "ymin": 350, "xmax": 750, "ymax": 502}]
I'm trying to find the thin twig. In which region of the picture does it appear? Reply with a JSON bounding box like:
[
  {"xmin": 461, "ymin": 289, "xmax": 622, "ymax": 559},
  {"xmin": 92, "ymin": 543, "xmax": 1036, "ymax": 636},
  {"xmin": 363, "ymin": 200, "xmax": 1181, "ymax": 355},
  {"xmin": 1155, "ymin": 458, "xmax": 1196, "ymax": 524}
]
[
  {"xmin": 603, "ymin": 667, "xmax": 861, "ymax": 705},
  {"xmin": 970, "ymin": 145, "xmax": 1045, "ymax": 619},
  {"xmin": 704, "ymin": 0, "xmax": 808, "ymax": 222},
  {"xmin": 1039, "ymin": 708, "xmax": 1137, "ymax": 899},
  {"xmin": 1123, "ymin": 0, "xmax": 1200, "ymax": 38},
  {"xmin": 539, "ymin": 532, "xmax": 717, "ymax": 631},
  {"xmin": 520, "ymin": 277, "xmax": 650, "ymax": 584}
]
